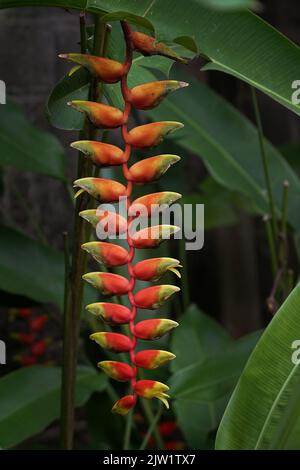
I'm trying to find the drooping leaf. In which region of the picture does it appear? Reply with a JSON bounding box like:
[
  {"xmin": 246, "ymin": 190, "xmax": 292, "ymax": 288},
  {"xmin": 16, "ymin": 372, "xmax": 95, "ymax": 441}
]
[
  {"xmin": 0, "ymin": 102, "xmax": 65, "ymax": 179},
  {"xmin": 0, "ymin": 225, "xmax": 64, "ymax": 307},
  {"xmin": 216, "ymin": 282, "xmax": 300, "ymax": 450},
  {"xmin": 0, "ymin": 365, "xmax": 107, "ymax": 448}
]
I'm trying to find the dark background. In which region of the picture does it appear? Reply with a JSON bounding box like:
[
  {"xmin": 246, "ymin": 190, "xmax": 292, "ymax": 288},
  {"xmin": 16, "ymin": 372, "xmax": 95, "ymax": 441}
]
[{"xmin": 0, "ymin": 0, "xmax": 299, "ymax": 338}]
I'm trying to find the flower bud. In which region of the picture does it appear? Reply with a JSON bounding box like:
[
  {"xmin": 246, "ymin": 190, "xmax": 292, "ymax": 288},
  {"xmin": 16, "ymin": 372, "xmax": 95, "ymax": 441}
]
[
  {"xmin": 134, "ymin": 285, "xmax": 180, "ymax": 309},
  {"xmin": 133, "ymin": 257, "xmax": 181, "ymax": 281},
  {"xmin": 128, "ymin": 154, "xmax": 180, "ymax": 183},
  {"xmin": 83, "ymin": 272, "xmax": 130, "ymax": 295},
  {"xmin": 90, "ymin": 332, "xmax": 132, "ymax": 353},
  {"xmin": 71, "ymin": 141, "xmax": 125, "ymax": 167},
  {"xmin": 159, "ymin": 421, "xmax": 177, "ymax": 437},
  {"xmin": 126, "ymin": 122, "xmax": 184, "ymax": 148},
  {"xmin": 74, "ymin": 177, "xmax": 126, "ymax": 202},
  {"xmin": 59, "ymin": 53, "xmax": 125, "ymax": 83},
  {"xmin": 131, "ymin": 32, "xmax": 188, "ymax": 63},
  {"xmin": 82, "ymin": 241, "xmax": 129, "ymax": 267},
  {"xmin": 133, "ymin": 319, "xmax": 179, "ymax": 340},
  {"xmin": 129, "ymin": 192, "xmax": 181, "ymax": 217},
  {"xmin": 79, "ymin": 209, "xmax": 127, "ymax": 234},
  {"xmin": 86, "ymin": 302, "xmax": 132, "ymax": 325},
  {"xmin": 97, "ymin": 360, "xmax": 135, "ymax": 381},
  {"xmin": 134, "ymin": 380, "xmax": 170, "ymax": 408},
  {"xmin": 131, "ymin": 225, "xmax": 180, "ymax": 249},
  {"xmin": 134, "ymin": 350, "xmax": 176, "ymax": 369},
  {"xmin": 130, "ymin": 80, "xmax": 188, "ymax": 110},
  {"xmin": 68, "ymin": 101, "xmax": 125, "ymax": 129},
  {"xmin": 112, "ymin": 395, "xmax": 136, "ymax": 415}
]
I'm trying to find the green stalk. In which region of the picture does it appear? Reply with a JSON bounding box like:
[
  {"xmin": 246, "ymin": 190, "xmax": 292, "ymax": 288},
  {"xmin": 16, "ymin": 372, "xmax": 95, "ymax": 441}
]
[
  {"xmin": 140, "ymin": 404, "xmax": 163, "ymax": 450},
  {"xmin": 60, "ymin": 13, "xmax": 108, "ymax": 450},
  {"xmin": 251, "ymin": 87, "xmax": 279, "ymax": 259},
  {"xmin": 140, "ymin": 398, "xmax": 164, "ymax": 450},
  {"xmin": 123, "ymin": 409, "xmax": 133, "ymax": 450}
]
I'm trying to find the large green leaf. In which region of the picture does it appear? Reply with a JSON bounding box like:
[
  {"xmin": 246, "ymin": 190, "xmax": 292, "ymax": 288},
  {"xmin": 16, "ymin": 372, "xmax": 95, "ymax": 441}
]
[
  {"xmin": 171, "ymin": 304, "xmax": 231, "ymax": 372},
  {"xmin": 215, "ymin": 281, "xmax": 300, "ymax": 450},
  {"xmin": 147, "ymin": 69, "xmax": 300, "ymax": 232},
  {"xmin": 0, "ymin": 225, "xmax": 64, "ymax": 307},
  {"xmin": 2, "ymin": 1, "xmax": 298, "ymax": 115},
  {"xmin": 0, "ymin": 365, "xmax": 107, "ymax": 448},
  {"xmin": 0, "ymin": 102, "xmax": 65, "ymax": 179},
  {"xmin": 170, "ymin": 330, "xmax": 261, "ymax": 449}
]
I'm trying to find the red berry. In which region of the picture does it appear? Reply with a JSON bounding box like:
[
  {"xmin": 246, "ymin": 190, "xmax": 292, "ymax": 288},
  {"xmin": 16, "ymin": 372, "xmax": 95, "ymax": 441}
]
[{"xmin": 18, "ymin": 308, "xmax": 32, "ymax": 318}]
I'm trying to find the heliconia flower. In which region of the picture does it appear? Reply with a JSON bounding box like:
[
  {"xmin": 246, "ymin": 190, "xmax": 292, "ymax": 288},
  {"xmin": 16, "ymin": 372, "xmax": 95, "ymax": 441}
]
[
  {"xmin": 126, "ymin": 122, "xmax": 184, "ymax": 149},
  {"xmin": 129, "ymin": 81, "xmax": 189, "ymax": 110},
  {"xmin": 129, "ymin": 192, "xmax": 181, "ymax": 217},
  {"xmin": 112, "ymin": 395, "xmax": 136, "ymax": 415},
  {"xmin": 81, "ymin": 241, "xmax": 129, "ymax": 267},
  {"xmin": 10, "ymin": 332, "xmax": 35, "ymax": 345},
  {"xmin": 131, "ymin": 32, "xmax": 188, "ymax": 64},
  {"xmin": 131, "ymin": 225, "xmax": 180, "ymax": 249},
  {"xmin": 68, "ymin": 101, "xmax": 125, "ymax": 129},
  {"xmin": 83, "ymin": 272, "xmax": 130, "ymax": 295},
  {"xmin": 31, "ymin": 338, "xmax": 51, "ymax": 357},
  {"xmin": 134, "ymin": 350, "xmax": 176, "ymax": 369},
  {"xmin": 127, "ymin": 154, "xmax": 180, "ymax": 184},
  {"xmin": 73, "ymin": 177, "xmax": 126, "ymax": 202},
  {"xmin": 79, "ymin": 209, "xmax": 127, "ymax": 235},
  {"xmin": 133, "ymin": 257, "xmax": 181, "ymax": 281},
  {"xmin": 70, "ymin": 141, "xmax": 125, "ymax": 167},
  {"xmin": 133, "ymin": 319, "xmax": 179, "ymax": 340},
  {"xmin": 90, "ymin": 332, "xmax": 132, "ymax": 352},
  {"xmin": 98, "ymin": 360, "xmax": 135, "ymax": 382},
  {"xmin": 59, "ymin": 53, "xmax": 125, "ymax": 83},
  {"xmin": 29, "ymin": 315, "xmax": 48, "ymax": 332},
  {"xmin": 134, "ymin": 380, "xmax": 170, "ymax": 408},
  {"xmin": 86, "ymin": 302, "xmax": 132, "ymax": 324},
  {"xmin": 134, "ymin": 285, "xmax": 180, "ymax": 309}
]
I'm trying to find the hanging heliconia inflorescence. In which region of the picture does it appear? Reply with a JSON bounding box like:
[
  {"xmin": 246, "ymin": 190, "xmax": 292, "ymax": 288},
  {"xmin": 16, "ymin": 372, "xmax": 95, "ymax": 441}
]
[{"xmin": 60, "ymin": 21, "xmax": 188, "ymax": 415}]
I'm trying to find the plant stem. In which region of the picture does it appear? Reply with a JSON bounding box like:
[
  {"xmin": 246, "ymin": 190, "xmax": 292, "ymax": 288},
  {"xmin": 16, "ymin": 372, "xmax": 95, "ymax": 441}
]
[
  {"xmin": 60, "ymin": 13, "xmax": 108, "ymax": 450},
  {"xmin": 140, "ymin": 404, "xmax": 163, "ymax": 450},
  {"xmin": 123, "ymin": 409, "xmax": 133, "ymax": 450},
  {"xmin": 140, "ymin": 398, "xmax": 164, "ymax": 450},
  {"xmin": 263, "ymin": 214, "xmax": 278, "ymax": 276},
  {"xmin": 251, "ymin": 87, "xmax": 279, "ymax": 255}
]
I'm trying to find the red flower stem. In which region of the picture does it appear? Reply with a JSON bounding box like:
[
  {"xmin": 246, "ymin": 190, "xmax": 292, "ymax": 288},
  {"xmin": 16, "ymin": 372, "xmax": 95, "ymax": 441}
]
[
  {"xmin": 120, "ymin": 21, "xmax": 163, "ymax": 451},
  {"xmin": 120, "ymin": 20, "xmax": 138, "ymax": 402}
]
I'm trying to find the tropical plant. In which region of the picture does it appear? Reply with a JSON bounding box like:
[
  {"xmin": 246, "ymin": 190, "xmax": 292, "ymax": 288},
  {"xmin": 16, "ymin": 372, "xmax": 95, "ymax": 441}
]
[{"xmin": 1, "ymin": 0, "xmax": 300, "ymax": 453}]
